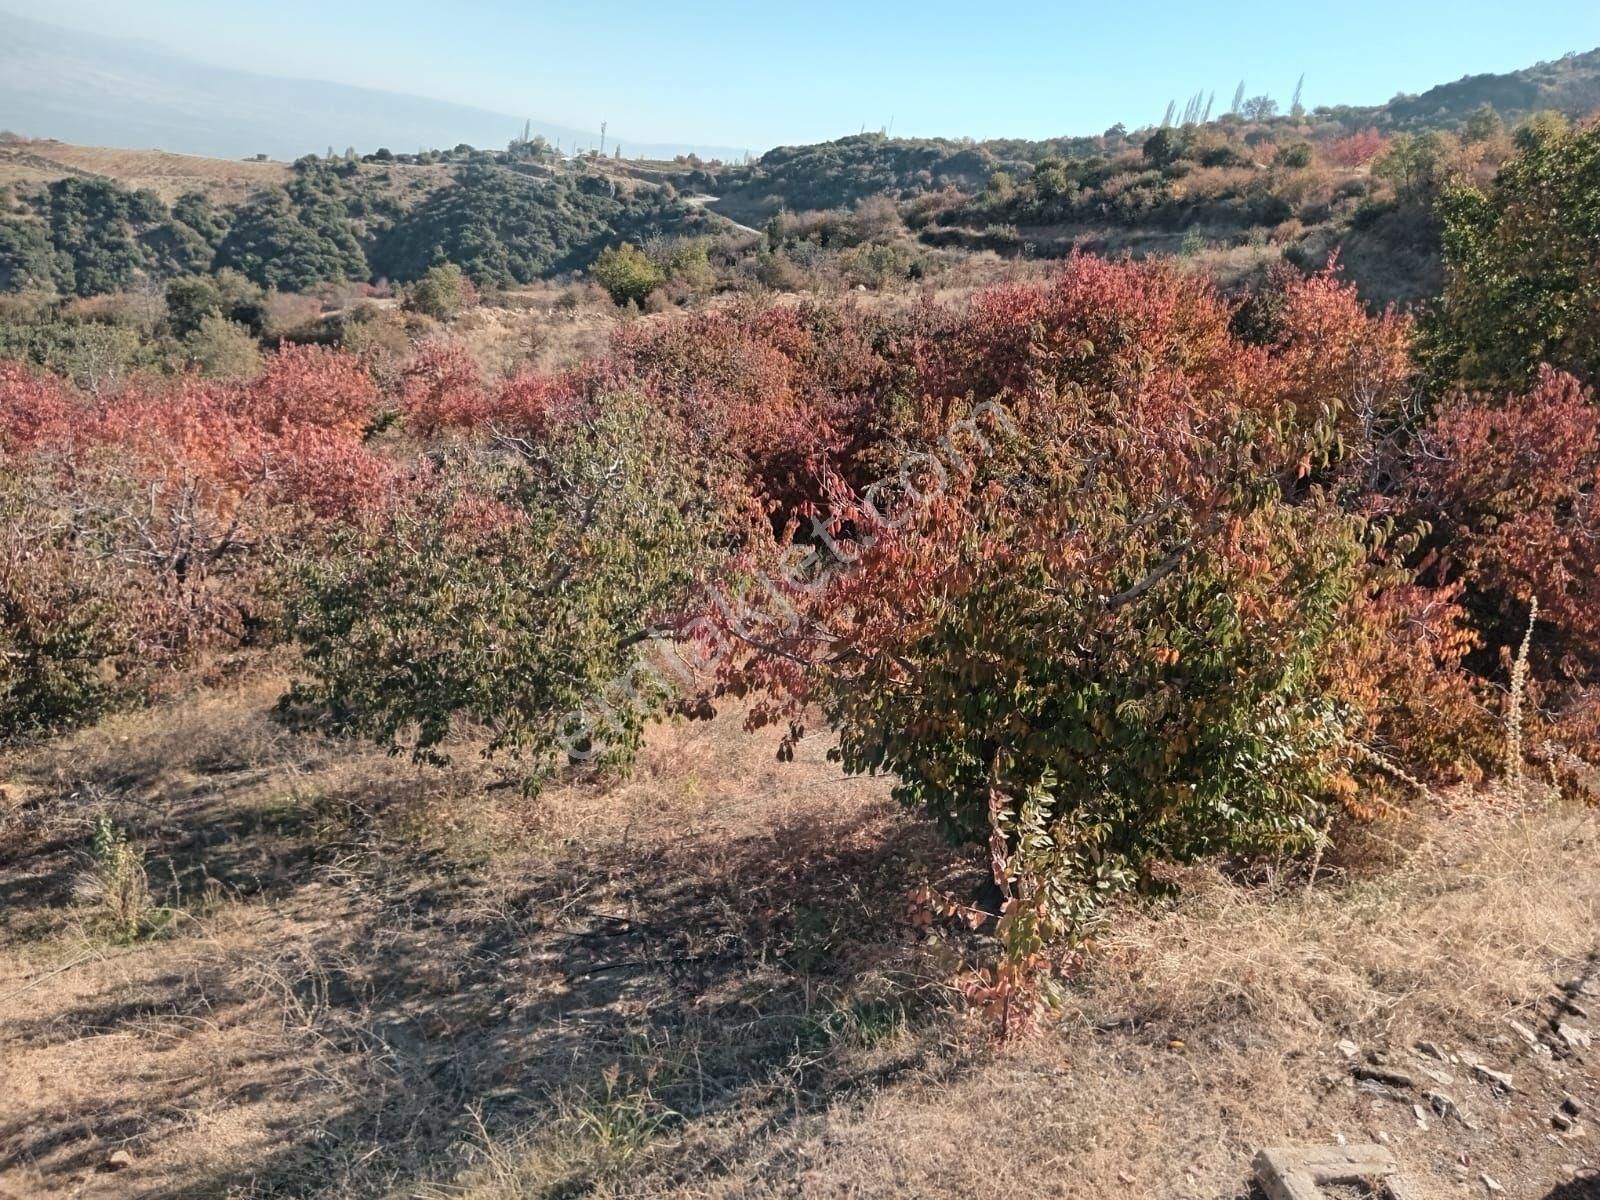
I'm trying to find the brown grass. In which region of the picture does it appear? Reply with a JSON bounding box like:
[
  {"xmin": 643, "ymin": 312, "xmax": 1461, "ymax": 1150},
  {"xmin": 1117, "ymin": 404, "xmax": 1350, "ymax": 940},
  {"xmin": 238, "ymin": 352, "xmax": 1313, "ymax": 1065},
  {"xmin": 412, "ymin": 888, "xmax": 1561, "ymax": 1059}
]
[
  {"xmin": 0, "ymin": 139, "xmax": 293, "ymax": 205},
  {"xmin": 1, "ymin": 676, "xmax": 1596, "ymax": 1200}
]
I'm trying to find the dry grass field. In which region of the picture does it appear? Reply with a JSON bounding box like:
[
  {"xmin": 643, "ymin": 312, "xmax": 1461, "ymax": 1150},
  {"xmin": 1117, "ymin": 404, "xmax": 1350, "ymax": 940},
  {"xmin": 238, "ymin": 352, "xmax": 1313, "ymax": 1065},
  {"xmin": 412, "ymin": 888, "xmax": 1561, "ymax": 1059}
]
[
  {"xmin": 0, "ymin": 140, "xmax": 293, "ymax": 205},
  {"xmin": 1, "ymin": 663, "xmax": 1596, "ymax": 1199}
]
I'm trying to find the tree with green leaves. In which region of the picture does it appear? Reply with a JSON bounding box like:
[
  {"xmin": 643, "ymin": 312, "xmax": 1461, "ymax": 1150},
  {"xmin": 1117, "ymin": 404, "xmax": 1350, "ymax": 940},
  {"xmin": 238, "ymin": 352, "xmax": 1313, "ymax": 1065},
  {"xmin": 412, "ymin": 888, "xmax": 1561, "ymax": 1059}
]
[
  {"xmin": 1426, "ymin": 118, "xmax": 1600, "ymax": 389},
  {"xmin": 405, "ymin": 262, "xmax": 475, "ymax": 321},
  {"xmin": 279, "ymin": 396, "xmax": 726, "ymax": 787},
  {"xmin": 591, "ymin": 242, "xmax": 664, "ymax": 306}
]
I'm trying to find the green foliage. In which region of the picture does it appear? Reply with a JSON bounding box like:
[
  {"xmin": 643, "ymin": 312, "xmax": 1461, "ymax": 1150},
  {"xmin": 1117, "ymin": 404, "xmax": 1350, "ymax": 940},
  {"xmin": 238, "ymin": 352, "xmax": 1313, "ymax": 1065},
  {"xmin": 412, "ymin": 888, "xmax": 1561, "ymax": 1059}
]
[
  {"xmin": 1372, "ymin": 132, "xmax": 1445, "ymax": 201},
  {"xmin": 279, "ymin": 397, "xmax": 722, "ymax": 787},
  {"xmin": 372, "ymin": 164, "xmax": 686, "ymax": 287},
  {"xmin": 0, "ymin": 318, "xmax": 152, "ymax": 392},
  {"xmin": 164, "ymin": 268, "xmax": 264, "ymax": 339},
  {"xmin": 821, "ymin": 493, "xmax": 1359, "ymax": 937},
  {"xmin": 0, "ymin": 472, "xmax": 129, "ymax": 743},
  {"xmin": 663, "ymin": 239, "xmax": 715, "ymax": 293},
  {"xmin": 404, "ymin": 262, "xmax": 474, "ymax": 321},
  {"xmin": 1427, "ymin": 119, "xmax": 1600, "ymax": 388},
  {"xmin": 840, "ymin": 240, "xmax": 921, "ymax": 288},
  {"xmin": 82, "ymin": 816, "xmax": 156, "ymax": 942},
  {"xmin": 215, "ymin": 187, "xmax": 366, "ymax": 291},
  {"xmin": 0, "ymin": 218, "xmax": 57, "ymax": 293},
  {"xmin": 591, "ymin": 243, "xmax": 664, "ymax": 306},
  {"xmin": 1274, "ymin": 141, "xmax": 1314, "ymax": 169},
  {"xmin": 0, "ymin": 179, "xmax": 225, "ymax": 300},
  {"xmin": 1142, "ymin": 128, "xmax": 1187, "ymax": 167},
  {"xmin": 185, "ymin": 314, "xmax": 263, "ymax": 379}
]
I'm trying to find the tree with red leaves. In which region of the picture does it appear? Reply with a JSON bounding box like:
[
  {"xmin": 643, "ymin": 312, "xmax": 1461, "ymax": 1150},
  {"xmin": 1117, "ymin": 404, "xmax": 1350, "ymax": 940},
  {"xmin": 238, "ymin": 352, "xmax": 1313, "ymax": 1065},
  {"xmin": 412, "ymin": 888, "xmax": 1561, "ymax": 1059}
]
[{"xmin": 1327, "ymin": 129, "xmax": 1387, "ymax": 168}]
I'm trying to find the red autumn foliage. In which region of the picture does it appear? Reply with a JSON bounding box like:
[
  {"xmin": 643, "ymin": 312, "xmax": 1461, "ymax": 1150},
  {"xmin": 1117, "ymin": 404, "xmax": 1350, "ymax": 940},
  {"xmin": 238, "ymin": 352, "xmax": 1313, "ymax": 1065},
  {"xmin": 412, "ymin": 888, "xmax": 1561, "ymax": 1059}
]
[
  {"xmin": 1328, "ymin": 128, "xmax": 1387, "ymax": 168},
  {"xmin": 1407, "ymin": 367, "xmax": 1600, "ymax": 674},
  {"xmin": 0, "ymin": 361, "xmax": 76, "ymax": 457},
  {"xmin": 699, "ymin": 258, "xmax": 1484, "ymax": 798},
  {"xmin": 242, "ymin": 343, "xmax": 379, "ymax": 438},
  {"xmin": 0, "ymin": 348, "xmax": 396, "ymax": 669},
  {"xmin": 397, "ymin": 340, "xmax": 490, "ymax": 437},
  {"xmin": 605, "ymin": 300, "xmax": 894, "ymax": 507}
]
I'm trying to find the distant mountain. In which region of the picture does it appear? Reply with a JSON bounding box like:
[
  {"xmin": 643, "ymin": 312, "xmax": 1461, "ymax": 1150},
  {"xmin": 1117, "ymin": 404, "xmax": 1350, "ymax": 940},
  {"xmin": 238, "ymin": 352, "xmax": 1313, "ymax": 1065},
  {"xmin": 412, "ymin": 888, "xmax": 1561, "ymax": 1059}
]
[
  {"xmin": 1368, "ymin": 48, "xmax": 1600, "ymax": 129},
  {"xmin": 0, "ymin": 13, "xmax": 746, "ymax": 163}
]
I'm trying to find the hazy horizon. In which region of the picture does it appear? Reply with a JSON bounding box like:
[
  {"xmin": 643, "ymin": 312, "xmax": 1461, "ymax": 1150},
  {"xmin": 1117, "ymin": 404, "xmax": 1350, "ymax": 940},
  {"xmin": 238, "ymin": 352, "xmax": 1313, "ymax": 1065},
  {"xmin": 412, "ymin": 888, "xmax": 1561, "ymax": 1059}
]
[{"xmin": 4, "ymin": 0, "xmax": 1599, "ymax": 152}]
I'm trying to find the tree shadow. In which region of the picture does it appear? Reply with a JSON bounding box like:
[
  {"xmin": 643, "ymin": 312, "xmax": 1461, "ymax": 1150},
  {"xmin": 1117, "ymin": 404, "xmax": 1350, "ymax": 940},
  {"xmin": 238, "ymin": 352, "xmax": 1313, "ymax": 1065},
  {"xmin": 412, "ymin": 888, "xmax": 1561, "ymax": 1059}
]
[{"xmin": 5, "ymin": 729, "xmax": 982, "ymax": 1198}]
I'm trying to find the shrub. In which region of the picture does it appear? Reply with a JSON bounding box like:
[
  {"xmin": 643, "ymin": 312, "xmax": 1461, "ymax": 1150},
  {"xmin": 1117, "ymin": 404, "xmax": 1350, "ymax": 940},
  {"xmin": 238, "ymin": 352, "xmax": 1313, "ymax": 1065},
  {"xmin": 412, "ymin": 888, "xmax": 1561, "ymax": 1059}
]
[
  {"xmin": 1427, "ymin": 119, "xmax": 1600, "ymax": 389},
  {"xmin": 1274, "ymin": 142, "xmax": 1315, "ymax": 169},
  {"xmin": 1328, "ymin": 129, "xmax": 1386, "ymax": 168},
  {"xmin": 185, "ymin": 314, "xmax": 263, "ymax": 379},
  {"xmin": 78, "ymin": 816, "xmax": 156, "ymax": 942},
  {"xmin": 591, "ymin": 243, "xmax": 664, "ymax": 307},
  {"xmin": 704, "ymin": 259, "xmax": 1455, "ymax": 953},
  {"xmin": 1404, "ymin": 367, "xmax": 1600, "ymax": 725},
  {"xmin": 279, "ymin": 396, "xmax": 726, "ymax": 786},
  {"xmin": 1142, "ymin": 128, "xmax": 1187, "ymax": 168},
  {"xmin": 405, "ymin": 262, "xmax": 476, "ymax": 321},
  {"xmin": 0, "ymin": 346, "xmax": 392, "ymax": 727},
  {"xmin": 0, "ymin": 468, "xmax": 131, "ymax": 742}
]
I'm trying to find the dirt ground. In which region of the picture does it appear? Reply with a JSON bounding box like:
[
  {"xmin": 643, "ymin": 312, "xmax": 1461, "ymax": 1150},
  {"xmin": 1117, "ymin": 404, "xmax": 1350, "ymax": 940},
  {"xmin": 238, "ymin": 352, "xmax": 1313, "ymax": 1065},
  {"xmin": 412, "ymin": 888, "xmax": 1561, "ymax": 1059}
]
[{"xmin": 1, "ymin": 670, "xmax": 1596, "ymax": 1199}]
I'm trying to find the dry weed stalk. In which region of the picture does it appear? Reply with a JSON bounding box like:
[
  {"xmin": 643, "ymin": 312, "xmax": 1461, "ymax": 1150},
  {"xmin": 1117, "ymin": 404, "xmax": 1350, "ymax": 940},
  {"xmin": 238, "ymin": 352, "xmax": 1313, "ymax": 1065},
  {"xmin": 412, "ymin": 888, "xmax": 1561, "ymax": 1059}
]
[{"xmin": 1504, "ymin": 595, "xmax": 1538, "ymax": 803}]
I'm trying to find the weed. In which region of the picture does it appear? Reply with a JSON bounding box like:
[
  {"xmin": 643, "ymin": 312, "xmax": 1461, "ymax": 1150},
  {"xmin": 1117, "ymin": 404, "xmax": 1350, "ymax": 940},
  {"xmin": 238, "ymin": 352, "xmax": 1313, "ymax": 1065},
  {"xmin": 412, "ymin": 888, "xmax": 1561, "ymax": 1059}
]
[{"xmin": 76, "ymin": 814, "xmax": 155, "ymax": 941}]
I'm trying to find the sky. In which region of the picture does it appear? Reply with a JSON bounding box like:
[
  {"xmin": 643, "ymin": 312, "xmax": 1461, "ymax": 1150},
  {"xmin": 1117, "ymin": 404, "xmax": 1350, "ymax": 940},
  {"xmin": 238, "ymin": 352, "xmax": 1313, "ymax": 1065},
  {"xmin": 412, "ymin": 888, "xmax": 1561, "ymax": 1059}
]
[{"xmin": 10, "ymin": 0, "xmax": 1600, "ymax": 152}]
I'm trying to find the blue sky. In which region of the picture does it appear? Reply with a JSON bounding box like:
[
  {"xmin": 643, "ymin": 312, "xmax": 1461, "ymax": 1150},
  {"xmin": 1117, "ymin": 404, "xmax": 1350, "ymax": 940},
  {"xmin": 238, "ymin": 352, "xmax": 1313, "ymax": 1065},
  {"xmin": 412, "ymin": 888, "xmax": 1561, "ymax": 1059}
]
[{"xmin": 14, "ymin": 0, "xmax": 1600, "ymax": 151}]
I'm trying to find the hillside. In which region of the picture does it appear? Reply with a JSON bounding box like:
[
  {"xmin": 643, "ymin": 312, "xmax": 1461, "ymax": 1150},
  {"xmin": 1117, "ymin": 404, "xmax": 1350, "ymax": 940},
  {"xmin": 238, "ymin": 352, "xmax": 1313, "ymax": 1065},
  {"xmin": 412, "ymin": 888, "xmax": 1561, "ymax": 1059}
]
[
  {"xmin": 2, "ymin": 42, "xmax": 1598, "ymax": 309},
  {"xmin": 0, "ymin": 140, "xmax": 294, "ymax": 205},
  {"xmin": 1377, "ymin": 47, "xmax": 1600, "ymax": 130},
  {"xmin": 703, "ymin": 47, "xmax": 1600, "ymax": 214}
]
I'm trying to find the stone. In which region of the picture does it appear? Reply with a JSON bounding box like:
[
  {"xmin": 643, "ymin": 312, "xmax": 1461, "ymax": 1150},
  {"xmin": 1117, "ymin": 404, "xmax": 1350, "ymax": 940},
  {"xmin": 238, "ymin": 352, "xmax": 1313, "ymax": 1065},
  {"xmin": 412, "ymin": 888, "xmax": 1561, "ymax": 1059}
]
[
  {"xmin": 1565, "ymin": 999, "xmax": 1591, "ymax": 1019},
  {"xmin": 1420, "ymin": 1066, "xmax": 1455, "ymax": 1086},
  {"xmin": 1354, "ymin": 1065, "xmax": 1414, "ymax": 1089},
  {"xmin": 1472, "ymin": 1063, "xmax": 1515, "ymax": 1092},
  {"xmin": 1509, "ymin": 1019, "xmax": 1541, "ymax": 1047},
  {"xmin": 1337, "ymin": 1038, "xmax": 1360, "ymax": 1058},
  {"xmin": 1563, "ymin": 1096, "xmax": 1583, "ymax": 1117},
  {"xmin": 1415, "ymin": 1040, "xmax": 1448, "ymax": 1061},
  {"xmin": 1481, "ymin": 1174, "xmax": 1503, "ymax": 1193},
  {"xmin": 1425, "ymin": 1091, "xmax": 1458, "ymax": 1119},
  {"xmin": 102, "ymin": 1150, "xmax": 133, "ymax": 1172},
  {"xmin": 1554, "ymin": 1112, "xmax": 1574, "ymax": 1132},
  {"xmin": 1253, "ymin": 1144, "xmax": 1416, "ymax": 1200},
  {"xmin": 1557, "ymin": 1022, "xmax": 1592, "ymax": 1051}
]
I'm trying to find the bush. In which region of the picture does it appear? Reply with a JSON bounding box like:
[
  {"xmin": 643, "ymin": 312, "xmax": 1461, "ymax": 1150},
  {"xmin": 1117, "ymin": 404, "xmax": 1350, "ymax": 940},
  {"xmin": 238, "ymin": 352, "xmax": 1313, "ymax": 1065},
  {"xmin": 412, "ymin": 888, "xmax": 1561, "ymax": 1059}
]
[
  {"xmin": 1275, "ymin": 142, "xmax": 1315, "ymax": 169},
  {"xmin": 405, "ymin": 262, "xmax": 476, "ymax": 321},
  {"xmin": 0, "ymin": 468, "xmax": 131, "ymax": 742},
  {"xmin": 1427, "ymin": 119, "xmax": 1600, "ymax": 389},
  {"xmin": 590, "ymin": 243, "xmax": 664, "ymax": 307},
  {"xmin": 703, "ymin": 259, "xmax": 1461, "ymax": 954},
  {"xmin": 185, "ymin": 314, "xmax": 263, "ymax": 379},
  {"xmin": 279, "ymin": 396, "xmax": 725, "ymax": 786},
  {"xmin": 1405, "ymin": 367, "xmax": 1600, "ymax": 704}
]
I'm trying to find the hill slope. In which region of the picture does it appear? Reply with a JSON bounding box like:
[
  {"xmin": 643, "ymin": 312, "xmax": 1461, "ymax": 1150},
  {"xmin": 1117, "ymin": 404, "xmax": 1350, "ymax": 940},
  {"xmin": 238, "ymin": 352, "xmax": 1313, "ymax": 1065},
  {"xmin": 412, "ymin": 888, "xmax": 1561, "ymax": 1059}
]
[{"xmin": 1377, "ymin": 47, "xmax": 1600, "ymax": 129}]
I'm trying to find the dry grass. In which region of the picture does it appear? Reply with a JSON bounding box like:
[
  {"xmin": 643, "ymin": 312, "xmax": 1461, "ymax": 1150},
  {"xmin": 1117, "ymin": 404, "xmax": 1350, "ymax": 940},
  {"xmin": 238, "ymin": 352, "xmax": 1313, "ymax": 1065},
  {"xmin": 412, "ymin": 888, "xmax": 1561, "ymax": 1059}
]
[
  {"xmin": 1, "ymin": 675, "xmax": 1596, "ymax": 1200},
  {"xmin": 0, "ymin": 139, "xmax": 293, "ymax": 204}
]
